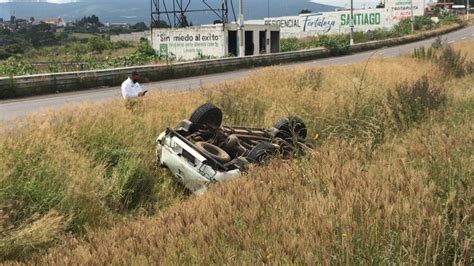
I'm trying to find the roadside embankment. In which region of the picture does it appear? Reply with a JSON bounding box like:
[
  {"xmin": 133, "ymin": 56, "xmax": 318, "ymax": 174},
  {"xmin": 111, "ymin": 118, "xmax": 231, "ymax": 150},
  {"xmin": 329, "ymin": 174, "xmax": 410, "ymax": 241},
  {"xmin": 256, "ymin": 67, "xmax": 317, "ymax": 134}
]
[{"xmin": 1, "ymin": 40, "xmax": 473, "ymax": 263}]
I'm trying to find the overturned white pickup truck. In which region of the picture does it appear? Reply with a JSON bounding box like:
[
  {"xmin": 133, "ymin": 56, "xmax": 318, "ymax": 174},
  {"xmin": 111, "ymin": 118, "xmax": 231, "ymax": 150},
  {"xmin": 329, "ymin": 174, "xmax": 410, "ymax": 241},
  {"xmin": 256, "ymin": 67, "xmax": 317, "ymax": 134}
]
[{"xmin": 156, "ymin": 103, "xmax": 307, "ymax": 194}]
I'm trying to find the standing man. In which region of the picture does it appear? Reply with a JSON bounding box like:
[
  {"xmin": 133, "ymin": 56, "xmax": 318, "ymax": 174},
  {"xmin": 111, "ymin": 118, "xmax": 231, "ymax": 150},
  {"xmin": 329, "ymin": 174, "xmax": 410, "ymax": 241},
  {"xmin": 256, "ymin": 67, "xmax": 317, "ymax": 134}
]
[{"xmin": 121, "ymin": 71, "xmax": 147, "ymax": 100}]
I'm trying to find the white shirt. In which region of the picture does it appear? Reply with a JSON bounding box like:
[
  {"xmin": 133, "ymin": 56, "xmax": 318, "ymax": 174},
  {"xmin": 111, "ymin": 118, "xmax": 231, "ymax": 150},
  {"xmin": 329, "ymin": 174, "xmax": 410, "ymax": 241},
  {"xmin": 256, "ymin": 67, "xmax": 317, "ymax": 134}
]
[{"xmin": 121, "ymin": 77, "xmax": 144, "ymax": 99}]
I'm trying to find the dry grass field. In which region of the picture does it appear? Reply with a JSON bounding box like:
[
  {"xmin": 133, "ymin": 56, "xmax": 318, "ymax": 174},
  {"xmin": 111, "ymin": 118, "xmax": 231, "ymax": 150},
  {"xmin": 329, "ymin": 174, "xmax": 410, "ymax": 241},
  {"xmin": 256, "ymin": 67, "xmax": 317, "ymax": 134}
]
[{"xmin": 1, "ymin": 41, "xmax": 473, "ymax": 264}]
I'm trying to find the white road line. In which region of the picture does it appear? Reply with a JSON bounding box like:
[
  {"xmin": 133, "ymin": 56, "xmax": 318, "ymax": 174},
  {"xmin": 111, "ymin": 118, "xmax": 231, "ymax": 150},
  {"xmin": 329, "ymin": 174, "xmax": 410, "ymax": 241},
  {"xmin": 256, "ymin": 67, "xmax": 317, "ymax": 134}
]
[
  {"xmin": 461, "ymin": 37, "xmax": 467, "ymax": 40},
  {"xmin": 448, "ymin": 40, "xmax": 455, "ymax": 44}
]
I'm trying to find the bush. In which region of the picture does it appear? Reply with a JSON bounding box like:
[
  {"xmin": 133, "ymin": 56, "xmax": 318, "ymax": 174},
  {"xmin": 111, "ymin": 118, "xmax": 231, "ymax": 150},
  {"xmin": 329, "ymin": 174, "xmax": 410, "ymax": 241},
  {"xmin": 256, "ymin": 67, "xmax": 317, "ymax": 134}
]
[
  {"xmin": 0, "ymin": 49, "xmax": 11, "ymax": 60},
  {"xmin": 435, "ymin": 46, "xmax": 471, "ymax": 78},
  {"xmin": 114, "ymin": 40, "xmax": 134, "ymax": 49},
  {"xmin": 393, "ymin": 19, "xmax": 413, "ymax": 35},
  {"xmin": 439, "ymin": 13, "xmax": 462, "ymax": 25},
  {"xmin": 412, "ymin": 44, "xmax": 473, "ymax": 78},
  {"xmin": 394, "ymin": 16, "xmax": 436, "ymax": 35},
  {"xmin": 322, "ymin": 100, "xmax": 387, "ymax": 149},
  {"xmin": 280, "ymin": 38, "xmax": 302, "ymax": 52},
  {"xmin": 353, "ymin": 29, "xmax": 398, "ymax": 43},
  {"xmin": 87, "ymin": 37, "xmax": 112, "ymax": 53},
  {"xmin": 319, "ymin": 35, "xmax": 350, "ymax": 56},
  {"xmin": 280, "ymin": 35, "xmax": 350, "ymax": 55},
  {"xmin": 413, "ymin": 16, "xmax": 434, "ymax": 31},
  {"xmin": 136, "ymin": 39, "xmax": 156, "ymax": 57},
  {"xmin": 386, "ymin": 76, "xmax": 446, "ymax": 131},
  {"xmin": 66, "ymin": 42, "xmax": 89, "ymax": 55},
  {"xmin": 0, "ymin": 57, "xmax": 36, "ymax": 77}
]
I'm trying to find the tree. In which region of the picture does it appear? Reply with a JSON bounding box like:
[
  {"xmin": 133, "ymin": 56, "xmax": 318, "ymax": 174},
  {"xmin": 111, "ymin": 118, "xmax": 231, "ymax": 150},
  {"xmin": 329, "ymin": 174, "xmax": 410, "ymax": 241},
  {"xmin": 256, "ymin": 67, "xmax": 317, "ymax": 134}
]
[
  {"xmin": 90, "ymin": 15, "xmax": 100, "ymax": 25},
  {"xmin": 27, "ymin": 23, "xmax": 58, "ymax": 47},
  {"xmin": 5, "ymin": 43, "xmax": 24, "ymax": 54},
  {"xmin": 300, "ymin": 9, "xmax": 312, "ymax": 14},
  {"xmin": 151, "ymin": 20, "xmax": 170, "ymax": 29},
  {"xmin": 131, "ymin": 22, "xmax": 149, "ymax": 31},
  {"xmin": 178, "ymin": 15, "xmax": 190, "ymax": 27},
  {"xmin": 77, "ymin": 15, "xmax": 103, "ymax": 27}
]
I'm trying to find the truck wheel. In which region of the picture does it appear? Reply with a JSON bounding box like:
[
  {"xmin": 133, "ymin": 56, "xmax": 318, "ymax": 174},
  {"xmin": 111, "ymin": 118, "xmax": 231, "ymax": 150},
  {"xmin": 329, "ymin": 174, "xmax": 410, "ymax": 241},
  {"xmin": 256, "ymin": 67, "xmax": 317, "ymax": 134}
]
[
  {"xmin": 195, "ymin": 142, "xmax": 231, "ymax": 163},
  {"xmin": 247, "ymin": 142, "xmax": 278, "ymax": 165},
  {"xmin": 189, "ymin": 103, "xmax": 223, "ymax": 127},
  {"xmin": 273, "ymin": 116, "xmax": 307, "ymax": 142}
]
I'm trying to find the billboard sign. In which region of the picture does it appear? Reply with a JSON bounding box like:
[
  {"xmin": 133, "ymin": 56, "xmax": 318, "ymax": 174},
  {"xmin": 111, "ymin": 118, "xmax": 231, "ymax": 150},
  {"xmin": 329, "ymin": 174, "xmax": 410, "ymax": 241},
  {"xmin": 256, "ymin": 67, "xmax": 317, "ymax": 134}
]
[
  {"xmin": 151, "ymin": 26, "xmax": 226, "ymax": 60},
  {"xmin": 262, "ymin": 9, "xmax": 390, "ymax": 38},
  {"xmin": 387, "ymin": 0, "xmax": 425, "ymax": 20},
  {"xmin": 256, "ymin": 0, "xmax": 425, "ymax": 38}
]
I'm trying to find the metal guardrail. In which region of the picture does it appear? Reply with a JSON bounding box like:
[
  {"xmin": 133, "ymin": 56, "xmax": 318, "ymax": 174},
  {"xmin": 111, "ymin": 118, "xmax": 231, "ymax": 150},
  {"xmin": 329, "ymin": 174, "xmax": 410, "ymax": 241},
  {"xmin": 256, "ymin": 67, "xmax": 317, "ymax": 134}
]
[{"xmin": 0, "ymin": 23, "xmax": 464, "ymax": 100}]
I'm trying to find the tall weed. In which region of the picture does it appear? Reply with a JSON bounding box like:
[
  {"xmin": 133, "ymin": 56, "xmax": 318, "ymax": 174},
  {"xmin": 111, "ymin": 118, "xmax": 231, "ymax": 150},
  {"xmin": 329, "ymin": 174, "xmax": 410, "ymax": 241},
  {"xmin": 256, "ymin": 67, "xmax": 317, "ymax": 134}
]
[
  {"xmin": 387, "ymin": 75, "xmax": 446, "ymax": 131},
  {"xmin": 413, "ymin": 44, "xmax": 474, "ymax": 78},
  {"xmin": 436, "ymin": 46, "xmax": 472, "ymax": 78}
]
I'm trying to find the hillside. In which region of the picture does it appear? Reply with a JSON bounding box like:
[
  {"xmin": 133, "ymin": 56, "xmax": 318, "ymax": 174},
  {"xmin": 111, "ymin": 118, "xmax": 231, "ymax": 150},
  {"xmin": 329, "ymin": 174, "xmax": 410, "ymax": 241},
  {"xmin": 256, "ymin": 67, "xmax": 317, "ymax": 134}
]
[
  {"xmin": 0, "ymin": 40, "xmax": 473, "ymax": 263},
  {"xmin": 0, "ymin": 0, "xmax": 336, "ymax": 24}
]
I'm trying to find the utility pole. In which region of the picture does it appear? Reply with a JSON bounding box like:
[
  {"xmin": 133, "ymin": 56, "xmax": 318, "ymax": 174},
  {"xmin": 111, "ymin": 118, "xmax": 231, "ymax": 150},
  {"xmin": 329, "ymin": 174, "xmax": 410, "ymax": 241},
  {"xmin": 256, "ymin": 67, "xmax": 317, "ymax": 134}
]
[
  {"xmin": 467, "ymin": 0, "xmax": 470, "ymax": 20},
  {"xmin": 238, "ymin": 0, "xmax": 245, "ymax": 57},
  {"xmin": 268, "ymin": 0, "xmax": 270, "ymax": 18},
  {"xmin": 350, "ymin": 0, "xmax": 354, "ymax": 45},
  {"xmin": 410, "ymin": 0, "xmax": 415, "ymax": 33}
]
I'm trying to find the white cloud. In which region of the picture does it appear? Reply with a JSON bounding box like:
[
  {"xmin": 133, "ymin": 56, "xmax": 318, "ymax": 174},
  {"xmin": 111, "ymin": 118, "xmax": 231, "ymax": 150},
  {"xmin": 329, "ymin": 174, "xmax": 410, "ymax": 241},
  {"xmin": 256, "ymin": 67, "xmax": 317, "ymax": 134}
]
[{"xmin": 0, "ymin": 0, "xmax": 79, "ymax": 3}]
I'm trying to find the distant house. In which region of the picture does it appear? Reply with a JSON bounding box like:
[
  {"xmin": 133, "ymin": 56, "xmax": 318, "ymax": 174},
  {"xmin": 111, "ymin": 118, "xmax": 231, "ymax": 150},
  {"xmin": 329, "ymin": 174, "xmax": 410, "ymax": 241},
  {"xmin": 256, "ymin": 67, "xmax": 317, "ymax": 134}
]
[
  {"xmin": 41, "ymin": 17, "xmax": 67, "ymax": 28},
  {"xmin": 98, "ymin": 26, "xmax": 109, "ymax": 33},
  {"xmin": 452, "ymin": 5, "xmax": 468, "ymax": 15},
  {"xmin": 106, "ymin": 22, "xmax": 130, "ymax": 30},
  {"xmin": 425, "ymin": 2, "xmax": 456, "ymax": 16}
]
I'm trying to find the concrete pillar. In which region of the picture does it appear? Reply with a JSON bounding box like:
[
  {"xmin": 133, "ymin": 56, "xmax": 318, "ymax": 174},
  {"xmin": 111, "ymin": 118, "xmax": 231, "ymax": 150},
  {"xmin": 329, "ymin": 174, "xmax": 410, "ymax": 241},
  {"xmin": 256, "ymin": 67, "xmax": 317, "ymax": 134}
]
[
  {"xmin": 253, "ymin": 30, "xmax": 260, "ymax": 55},
  {"xmin": 238, "ymin": 0, "xmax": 245, "ymax": 57},
  {"xmin": 223, "ymin": 28, "xmax": 229, "ymax": 57},
  {"xmin": 266, "ymin": 29, "xmax": 271, "ymax": 54}
]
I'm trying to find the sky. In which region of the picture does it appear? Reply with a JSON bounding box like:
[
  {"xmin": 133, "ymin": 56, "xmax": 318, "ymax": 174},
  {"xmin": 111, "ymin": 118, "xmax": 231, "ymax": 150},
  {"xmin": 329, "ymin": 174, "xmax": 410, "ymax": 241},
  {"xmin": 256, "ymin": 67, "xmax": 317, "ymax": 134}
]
[
  {"xmin": 311, "ymin": 0, "xmax": 434, "ymax": 9},
  {"xmin": 0, "ymin": 0, "xmax": 433, "ymax": 8},
  {"xmin": 311, "ymin": 0, "xmax": 383, "ymax": 9},
  {"xmin": 3, "ymin": 0, "xmax": 438, "ymax": 25},
  {"xmin": 0, "ymin": 0, "xmax": 79, "ymax": 3},
  {"xmin": 0, "ymin": 0, "xmax": 337, "ymax": 24}
]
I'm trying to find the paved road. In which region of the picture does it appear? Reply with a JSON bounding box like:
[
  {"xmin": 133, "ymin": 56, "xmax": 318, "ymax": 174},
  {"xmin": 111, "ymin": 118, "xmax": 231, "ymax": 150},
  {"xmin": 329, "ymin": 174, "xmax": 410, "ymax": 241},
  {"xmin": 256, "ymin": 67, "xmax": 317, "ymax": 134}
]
[{"xmin": 1, "ymin": 26, "xmax": 473, "ymax": 121}]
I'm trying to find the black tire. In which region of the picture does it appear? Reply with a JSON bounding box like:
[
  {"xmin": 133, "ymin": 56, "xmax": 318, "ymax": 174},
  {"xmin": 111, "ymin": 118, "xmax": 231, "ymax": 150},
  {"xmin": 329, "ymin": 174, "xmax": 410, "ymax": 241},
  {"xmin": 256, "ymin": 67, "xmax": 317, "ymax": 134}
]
[
  {"xmin": 189, "ymin": 103, "xmax": 223, "ymax": 127},
  {"xmin": 247, "ymin": 142, "xmax": 278, "ymax": 165},
  {"xmin": 195, "ymin": 142, "xmax": 231, "ymax": 163},
  {"xmin": 273, "ymin": 116, "xmax": 307, "ymax": 142}
]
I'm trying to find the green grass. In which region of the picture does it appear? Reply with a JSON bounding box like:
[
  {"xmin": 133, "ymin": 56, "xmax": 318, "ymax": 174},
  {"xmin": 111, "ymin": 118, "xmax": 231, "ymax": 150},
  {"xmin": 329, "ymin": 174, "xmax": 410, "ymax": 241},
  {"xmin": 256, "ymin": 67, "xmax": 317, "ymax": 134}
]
[{"xmin": 67, "ymin": 32, "xmax": 97, "ymax": 40}]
